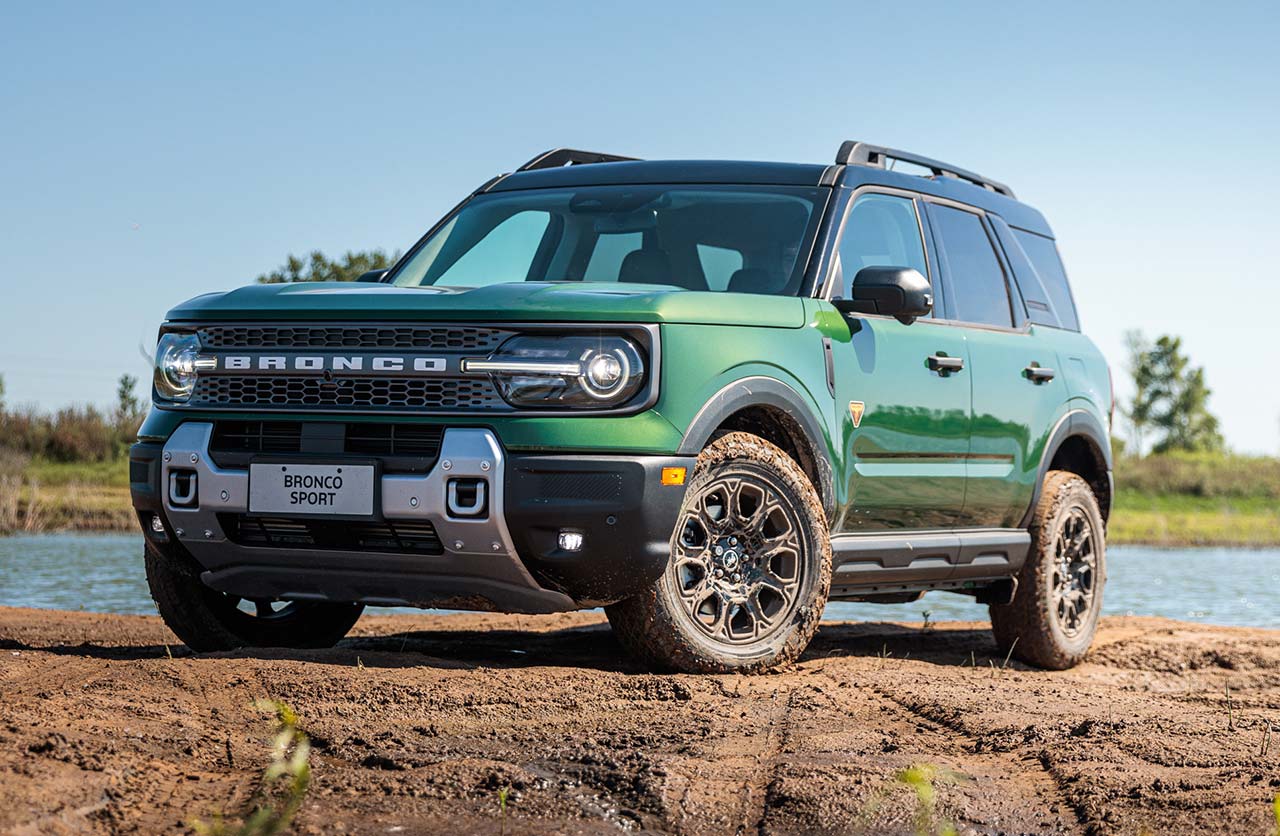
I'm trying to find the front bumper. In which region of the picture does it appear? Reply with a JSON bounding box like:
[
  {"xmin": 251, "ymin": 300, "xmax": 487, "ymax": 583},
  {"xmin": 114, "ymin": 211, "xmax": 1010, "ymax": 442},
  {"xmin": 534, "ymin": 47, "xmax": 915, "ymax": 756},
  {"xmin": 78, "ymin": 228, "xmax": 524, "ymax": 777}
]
[{"xmin": 130, "ymin": 423, "xmax": 692, "ymax": 613}]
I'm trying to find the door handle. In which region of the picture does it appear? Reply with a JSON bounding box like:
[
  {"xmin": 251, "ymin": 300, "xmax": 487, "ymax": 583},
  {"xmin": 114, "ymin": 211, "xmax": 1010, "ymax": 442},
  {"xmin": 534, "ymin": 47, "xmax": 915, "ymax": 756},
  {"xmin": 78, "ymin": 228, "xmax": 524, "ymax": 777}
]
[
  {"xmin": 1024, "ymin": 365, "xmax": 1056, "ymax": 383},
  {"xmin": 927, "ymin": 354, "xmax": 964, "ymax": 374}
]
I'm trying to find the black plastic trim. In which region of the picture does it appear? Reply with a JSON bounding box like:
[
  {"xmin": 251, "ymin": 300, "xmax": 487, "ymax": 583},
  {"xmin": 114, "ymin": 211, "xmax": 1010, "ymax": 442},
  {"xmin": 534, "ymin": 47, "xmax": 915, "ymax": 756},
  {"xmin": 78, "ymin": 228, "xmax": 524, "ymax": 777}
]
[
  {"xmin": 829, "ymin": 528, "xmax": 1030, "ymax": 594},
  {"xmin": 677, "ymin": 376, "xmax": 834, "ymax": 518},
  {"xmin": 504, "ymin": 453, "xmax": 694, "ymax": 605},
  {"xmin": 1019, "ymin": 409, "xmax": 1114, "ymax": 528}
]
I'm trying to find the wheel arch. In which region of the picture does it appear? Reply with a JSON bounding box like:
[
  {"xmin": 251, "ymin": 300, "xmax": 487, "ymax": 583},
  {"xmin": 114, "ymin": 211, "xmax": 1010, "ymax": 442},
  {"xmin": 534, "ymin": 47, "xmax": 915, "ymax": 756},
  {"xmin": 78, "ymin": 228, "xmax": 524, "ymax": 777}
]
[
  {"xmin": 677, "ymin": 376, "xmax": 835, "ymax": 520},
  {"xmin": 1021, "ymin": 409, "xmax": 1114, "ymax": 527}
]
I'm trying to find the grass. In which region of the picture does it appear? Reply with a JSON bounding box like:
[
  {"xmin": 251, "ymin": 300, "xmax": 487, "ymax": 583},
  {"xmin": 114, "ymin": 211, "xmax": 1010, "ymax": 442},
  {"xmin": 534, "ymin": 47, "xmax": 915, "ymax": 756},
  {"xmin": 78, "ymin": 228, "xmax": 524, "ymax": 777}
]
[
  {"xmin": 191, "ymin": 701, "xmax": 312, "ymax": 836},
  {"xmin": 1109, "ymin": 493, "xmax": 1280, "ymax": 547}
]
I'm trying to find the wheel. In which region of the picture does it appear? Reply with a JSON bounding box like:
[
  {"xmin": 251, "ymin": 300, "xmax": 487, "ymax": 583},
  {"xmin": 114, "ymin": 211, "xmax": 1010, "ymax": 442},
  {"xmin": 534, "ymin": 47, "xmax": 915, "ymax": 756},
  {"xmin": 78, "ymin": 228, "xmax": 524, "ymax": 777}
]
[
  {"xmin": 144, "ymin": 541, "xmax": 364, "ymax": 652},
  {"xmin": 606, "ymin": 432, "xmax": 831, "ymax": 673},
  {"xmin": 990, "ymin": 470, "xmax": 1106, "ymax": 670}
]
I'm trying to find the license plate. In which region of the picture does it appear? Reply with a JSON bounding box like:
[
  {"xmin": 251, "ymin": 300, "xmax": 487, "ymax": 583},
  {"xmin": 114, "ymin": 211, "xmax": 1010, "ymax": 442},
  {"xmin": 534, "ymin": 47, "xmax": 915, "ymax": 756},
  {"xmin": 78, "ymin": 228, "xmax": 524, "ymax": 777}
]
[{"xmin": 248, "ymin": 463, "xmax": 376, "ymax": 516}]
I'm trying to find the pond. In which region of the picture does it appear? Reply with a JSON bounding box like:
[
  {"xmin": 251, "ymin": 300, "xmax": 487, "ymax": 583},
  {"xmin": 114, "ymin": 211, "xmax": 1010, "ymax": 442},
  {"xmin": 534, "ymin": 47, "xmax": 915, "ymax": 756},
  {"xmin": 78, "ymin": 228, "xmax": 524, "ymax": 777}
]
[{"xmin": 1, "ymin": 533, "xmax": 1277, "ymax": 627}]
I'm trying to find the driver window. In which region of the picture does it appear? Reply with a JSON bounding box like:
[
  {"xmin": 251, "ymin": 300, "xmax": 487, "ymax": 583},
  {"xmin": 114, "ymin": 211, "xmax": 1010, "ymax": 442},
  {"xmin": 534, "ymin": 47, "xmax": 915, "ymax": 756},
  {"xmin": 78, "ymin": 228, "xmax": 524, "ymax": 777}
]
[{"xmin": 837, "ymin": 194, "xmax": 929, "ymax": 309}]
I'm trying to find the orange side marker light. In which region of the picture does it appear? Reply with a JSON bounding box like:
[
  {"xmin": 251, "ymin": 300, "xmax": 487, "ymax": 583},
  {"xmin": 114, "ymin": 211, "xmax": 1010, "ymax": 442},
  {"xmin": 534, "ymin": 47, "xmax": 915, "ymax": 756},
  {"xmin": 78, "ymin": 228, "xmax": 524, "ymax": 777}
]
[{"xmin": 661, "ymin": 467, "xmax": 687, "ymax": 486}]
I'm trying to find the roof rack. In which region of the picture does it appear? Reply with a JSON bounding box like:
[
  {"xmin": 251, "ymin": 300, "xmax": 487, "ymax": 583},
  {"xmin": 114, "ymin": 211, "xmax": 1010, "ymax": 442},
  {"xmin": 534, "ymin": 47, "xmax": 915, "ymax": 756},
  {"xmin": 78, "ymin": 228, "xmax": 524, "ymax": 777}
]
[
  {"xmin": 517, "ymin": 148, "xmax": 640, "ymax": 172},
  {"xmin": 835, "ymin": 141, "xmax": 1015, "ymax": 199}
]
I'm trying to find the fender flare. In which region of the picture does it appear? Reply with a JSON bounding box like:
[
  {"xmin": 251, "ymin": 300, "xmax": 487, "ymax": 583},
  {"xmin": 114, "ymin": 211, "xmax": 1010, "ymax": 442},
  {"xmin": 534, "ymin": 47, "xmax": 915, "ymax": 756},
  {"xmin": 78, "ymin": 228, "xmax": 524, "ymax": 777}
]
[
  {"xmin": 1020, "ymin": 408, "xmax": 1114, "ymax": 527},
  {"xmin": 677, "ymin": 376, "xmax": 835, "ymax": 518}
]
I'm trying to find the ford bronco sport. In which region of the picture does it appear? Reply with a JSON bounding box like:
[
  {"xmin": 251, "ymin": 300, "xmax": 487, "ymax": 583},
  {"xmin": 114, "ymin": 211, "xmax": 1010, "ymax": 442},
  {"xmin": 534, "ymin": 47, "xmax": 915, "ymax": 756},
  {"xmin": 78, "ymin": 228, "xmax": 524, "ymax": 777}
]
[{"xmin": 131, "ymin": 141, "xmax": 1113, "ymax": 673}]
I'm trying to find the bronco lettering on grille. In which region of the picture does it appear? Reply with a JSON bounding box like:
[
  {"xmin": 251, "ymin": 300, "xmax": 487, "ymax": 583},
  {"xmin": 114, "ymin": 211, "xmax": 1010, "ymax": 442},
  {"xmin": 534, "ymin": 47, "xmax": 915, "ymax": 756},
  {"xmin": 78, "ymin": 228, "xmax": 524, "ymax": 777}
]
[{"xmin": 211, "ymin": 355, "xmax": 451, "ymax": 374}]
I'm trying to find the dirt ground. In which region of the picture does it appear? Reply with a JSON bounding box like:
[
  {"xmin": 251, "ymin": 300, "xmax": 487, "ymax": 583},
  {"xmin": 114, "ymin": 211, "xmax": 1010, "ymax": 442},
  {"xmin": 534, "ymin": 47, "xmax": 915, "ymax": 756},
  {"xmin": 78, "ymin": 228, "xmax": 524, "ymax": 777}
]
[{"xmin": 2, "ymin": 609, "xmax": 1279, "ymax": 836}]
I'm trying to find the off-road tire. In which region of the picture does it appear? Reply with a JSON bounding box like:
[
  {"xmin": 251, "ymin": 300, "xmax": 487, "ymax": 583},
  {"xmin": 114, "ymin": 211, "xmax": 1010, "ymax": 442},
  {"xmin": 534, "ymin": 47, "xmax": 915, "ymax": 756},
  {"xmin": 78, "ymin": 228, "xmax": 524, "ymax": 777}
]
[
  {"xmin": 606, "ymin": 432, "xmax": 831, "ymax": 673},
  {"xmin": 144, "ymin": 540, "xmax": 364, "ymax": 652},
  {"xmin": 990, "ymin": 470, "xmax": 1106, "ymax": 670}
]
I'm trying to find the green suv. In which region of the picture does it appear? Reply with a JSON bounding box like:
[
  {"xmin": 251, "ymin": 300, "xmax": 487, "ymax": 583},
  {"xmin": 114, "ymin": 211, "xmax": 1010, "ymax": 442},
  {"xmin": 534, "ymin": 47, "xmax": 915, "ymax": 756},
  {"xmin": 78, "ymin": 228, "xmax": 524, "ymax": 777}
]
[{"xmin": 131, "ymin": 141, "xmax": 1113, "ymax": 673}]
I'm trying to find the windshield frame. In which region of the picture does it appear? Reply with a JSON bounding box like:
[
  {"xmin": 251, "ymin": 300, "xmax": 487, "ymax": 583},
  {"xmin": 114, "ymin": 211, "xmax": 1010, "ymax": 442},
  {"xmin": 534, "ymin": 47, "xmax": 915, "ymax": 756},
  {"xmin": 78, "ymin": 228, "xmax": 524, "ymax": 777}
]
[{"xmin": 385, "ymin": 182, "xmax": 833, "ymax": 296}]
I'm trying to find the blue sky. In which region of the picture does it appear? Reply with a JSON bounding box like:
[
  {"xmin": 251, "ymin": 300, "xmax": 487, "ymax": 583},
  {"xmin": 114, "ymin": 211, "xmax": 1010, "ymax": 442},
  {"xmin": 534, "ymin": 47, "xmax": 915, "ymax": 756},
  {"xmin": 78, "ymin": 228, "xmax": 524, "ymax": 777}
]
[{"xmin": 1, "ymin": 1, "xmax": 1277, "ymax": 451}]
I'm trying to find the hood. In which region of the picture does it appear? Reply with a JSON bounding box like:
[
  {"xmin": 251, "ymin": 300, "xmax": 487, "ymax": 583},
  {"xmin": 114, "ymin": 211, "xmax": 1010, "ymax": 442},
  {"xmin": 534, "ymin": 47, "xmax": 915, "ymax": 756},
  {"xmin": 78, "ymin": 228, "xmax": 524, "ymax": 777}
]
[{"xmin": 166, "ymin": 281, "xmax": 807, "ymax": 328}]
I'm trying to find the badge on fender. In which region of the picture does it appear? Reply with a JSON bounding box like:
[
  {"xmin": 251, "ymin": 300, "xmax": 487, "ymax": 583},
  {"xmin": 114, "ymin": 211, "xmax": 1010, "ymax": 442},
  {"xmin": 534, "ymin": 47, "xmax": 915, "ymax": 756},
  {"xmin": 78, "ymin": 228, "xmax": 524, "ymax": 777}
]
[{"xmin": 849, "ymin": 401, "xmax": 866, "ymax": 428}]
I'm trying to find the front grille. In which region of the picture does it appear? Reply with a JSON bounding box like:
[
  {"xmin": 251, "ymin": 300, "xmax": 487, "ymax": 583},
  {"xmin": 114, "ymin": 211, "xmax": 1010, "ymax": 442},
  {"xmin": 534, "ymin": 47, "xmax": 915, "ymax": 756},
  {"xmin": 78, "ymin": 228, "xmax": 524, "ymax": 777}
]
[
  {"xmin": 207, "ymin": 421, "xmax": 445, "ymax": 471},
  {"xmin": 189, "ymin": 376, "xmax": 503, "ymax": 411},
  {"xmin": 210, "ymin": 421, "xmax": 304, "ymax": 456},
  {"xmin": 221, "ymin": 514, "xmax": 444, "ymax": 555},
  {"xmin": 197, "ymin": 324, "xmax": 509, "ymax": 352},
  {"xmin": 344, "ymin": 423, "xmax": 445, "ymax": 457}
]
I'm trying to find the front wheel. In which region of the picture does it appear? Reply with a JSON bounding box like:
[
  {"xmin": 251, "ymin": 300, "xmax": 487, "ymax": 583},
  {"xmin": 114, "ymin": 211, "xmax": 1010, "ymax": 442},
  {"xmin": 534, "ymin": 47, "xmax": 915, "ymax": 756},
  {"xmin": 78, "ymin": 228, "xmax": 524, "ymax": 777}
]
[
  {"xmin": 606, "ymin": 432, "xmax": 831, "ymax": 673},
  {"xmin": 144, "ymin": 542, "xmax": 364, "ymax": 652},
  {"xmin": 990, "ymin": 470, "xmax": 1106, "ymax": 670}
]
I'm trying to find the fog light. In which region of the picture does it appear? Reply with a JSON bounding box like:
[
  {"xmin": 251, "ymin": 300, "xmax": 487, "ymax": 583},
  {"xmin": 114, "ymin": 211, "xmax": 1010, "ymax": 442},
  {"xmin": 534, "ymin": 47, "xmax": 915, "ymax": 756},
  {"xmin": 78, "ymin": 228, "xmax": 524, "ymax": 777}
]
[
  {"xmin": 150, "ymin": 515, "xmax": 165, "ymax": 534},
  {"xmin": 558, "ymin": 530, "xmax": 584, "ymax": 552}
]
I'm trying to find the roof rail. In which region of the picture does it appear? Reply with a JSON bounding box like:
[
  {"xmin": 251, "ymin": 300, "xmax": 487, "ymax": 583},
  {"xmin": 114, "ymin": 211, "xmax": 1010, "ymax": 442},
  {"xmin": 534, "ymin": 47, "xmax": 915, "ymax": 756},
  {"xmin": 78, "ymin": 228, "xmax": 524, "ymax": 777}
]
[
  {"xmin": 835, "ymin": 141, "xmax": 1015, "ymax": 199},
  {"xmin": 517, "ymin": 148, "xmax": 640, "ymax": 172}
]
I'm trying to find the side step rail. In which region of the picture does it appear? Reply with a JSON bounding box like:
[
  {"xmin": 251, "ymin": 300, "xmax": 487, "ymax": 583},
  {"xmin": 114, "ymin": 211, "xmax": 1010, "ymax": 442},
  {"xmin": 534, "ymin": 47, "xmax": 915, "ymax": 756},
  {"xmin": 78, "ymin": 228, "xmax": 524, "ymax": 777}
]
[{"xmin": 829, "ymin": 528, "xmax": 1029, "ymax": 597}]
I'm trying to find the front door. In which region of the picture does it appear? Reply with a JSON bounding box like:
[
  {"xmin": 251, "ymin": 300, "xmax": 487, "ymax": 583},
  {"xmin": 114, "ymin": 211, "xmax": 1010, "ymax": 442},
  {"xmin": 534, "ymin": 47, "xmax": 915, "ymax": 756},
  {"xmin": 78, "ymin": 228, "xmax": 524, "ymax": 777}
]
[{"xmin": 828, "ymin": 192, "xmax": 972, "ymax": 532}]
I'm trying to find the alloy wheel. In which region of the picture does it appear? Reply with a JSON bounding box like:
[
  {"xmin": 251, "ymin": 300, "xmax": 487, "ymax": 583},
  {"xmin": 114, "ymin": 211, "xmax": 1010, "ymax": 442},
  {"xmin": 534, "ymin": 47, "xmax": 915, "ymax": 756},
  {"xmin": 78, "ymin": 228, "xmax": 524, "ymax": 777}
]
[
  {"xmin": 670, "ymin": 473, "xmax": 806, "ymax": 645},
  {"xmin": 1051, "ymin": 507, "xmax": 1099, "ymax": 638}
]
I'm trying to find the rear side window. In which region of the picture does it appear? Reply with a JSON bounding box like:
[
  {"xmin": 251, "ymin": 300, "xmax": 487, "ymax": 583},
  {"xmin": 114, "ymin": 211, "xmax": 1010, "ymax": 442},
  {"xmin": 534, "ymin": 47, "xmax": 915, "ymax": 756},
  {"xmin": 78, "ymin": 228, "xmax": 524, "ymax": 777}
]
[
  {"xmin": 930, "ymin": 205, "xmax": 1013, "ymax": 328},
  {"xmin": 1013, "ymin": 229, "xmax": 1080, "ymax": 331}
]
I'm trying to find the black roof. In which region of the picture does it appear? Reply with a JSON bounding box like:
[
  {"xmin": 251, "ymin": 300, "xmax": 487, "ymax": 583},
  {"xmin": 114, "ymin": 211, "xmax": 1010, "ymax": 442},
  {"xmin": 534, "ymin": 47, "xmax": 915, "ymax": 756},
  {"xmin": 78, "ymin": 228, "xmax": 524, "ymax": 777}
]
[
  {"xmin": 484, "ymin": 146, "xmax": 1052, "ymax": 236},
  {"xmin": 490, "ymin": 160, "xmax": 833, "ymax": 191}
]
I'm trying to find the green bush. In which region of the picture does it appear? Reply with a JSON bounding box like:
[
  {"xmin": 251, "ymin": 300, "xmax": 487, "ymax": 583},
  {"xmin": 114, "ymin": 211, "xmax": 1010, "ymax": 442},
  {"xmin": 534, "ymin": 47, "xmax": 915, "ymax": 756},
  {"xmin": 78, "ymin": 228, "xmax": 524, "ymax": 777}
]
[
  {"xmin": 0, "ymin": 373, "xmax": 145, "ymax": 463},
  {"xmin": 1115, "ymin": 451, "xmax": 1280, "ymax": 500}
]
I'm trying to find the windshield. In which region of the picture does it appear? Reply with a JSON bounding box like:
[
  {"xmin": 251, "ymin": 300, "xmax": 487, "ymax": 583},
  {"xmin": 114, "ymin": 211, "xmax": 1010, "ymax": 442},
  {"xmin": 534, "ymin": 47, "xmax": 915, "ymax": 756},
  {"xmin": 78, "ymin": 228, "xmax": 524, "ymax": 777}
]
[{"xmin": 391, "ymin": 184, "xmax": 826, "ymax": 295}]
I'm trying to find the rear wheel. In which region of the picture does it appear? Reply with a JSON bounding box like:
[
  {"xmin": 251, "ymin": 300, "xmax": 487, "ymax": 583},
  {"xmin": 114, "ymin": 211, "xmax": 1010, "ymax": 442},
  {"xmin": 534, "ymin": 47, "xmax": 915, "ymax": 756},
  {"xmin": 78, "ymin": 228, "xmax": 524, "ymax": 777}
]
[
  {"xmin": 144, "ymin": 541, "xmax": 363, "ymax": 652},
  {"xmin": 990, "ymin": 470, "xmax": 1106, "ymax": 670},
  {"xmin": 606, "ymin": 432, "xmax": 831, "ymax": 673}
]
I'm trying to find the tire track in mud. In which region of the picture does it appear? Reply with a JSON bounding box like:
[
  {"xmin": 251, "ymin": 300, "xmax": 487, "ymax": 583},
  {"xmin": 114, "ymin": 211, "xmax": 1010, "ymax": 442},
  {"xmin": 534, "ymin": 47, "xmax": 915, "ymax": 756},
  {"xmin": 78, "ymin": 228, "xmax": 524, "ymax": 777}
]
[
  {"xmin": 736, "ymin": 686, "xmax": 798, "ymax": 836},
  {"xmin": 865, "ymin": 682, "xmax": 1088, "ymax": 835}
]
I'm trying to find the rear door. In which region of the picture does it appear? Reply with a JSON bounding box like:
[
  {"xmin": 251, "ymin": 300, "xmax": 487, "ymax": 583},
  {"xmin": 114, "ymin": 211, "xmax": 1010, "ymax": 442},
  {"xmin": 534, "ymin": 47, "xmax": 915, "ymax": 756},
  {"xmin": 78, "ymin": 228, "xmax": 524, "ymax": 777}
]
[
  {"xmin": 926, "ymin": 202, "xmax": 1068, "ymax": 529},
  {"xmin": 828, "ymin": 190, "xmax": 972, "ymax": 532}
]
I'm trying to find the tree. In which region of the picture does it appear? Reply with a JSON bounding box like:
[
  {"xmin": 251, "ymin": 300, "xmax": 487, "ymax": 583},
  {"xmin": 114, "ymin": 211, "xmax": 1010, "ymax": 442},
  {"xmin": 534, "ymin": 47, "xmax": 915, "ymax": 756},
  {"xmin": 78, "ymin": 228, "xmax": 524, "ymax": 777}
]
[
  {"xmin": 0, "ymin": 373, "xmax": 5, "ymax": 413},
  {"xmin": 1127, "ymin": 333, "xmax": 1223, "ymax": 455},
  {"xmin": 115, "ymin": 374, "xmax": 141, "ymax": 425},
  {"xmin": 255, "ymin": 250, "xmax": 397, "ymax": 284},
  {"xmin": 1122, "ymin": 330, "xmax": 1154, "ymax": 454}
]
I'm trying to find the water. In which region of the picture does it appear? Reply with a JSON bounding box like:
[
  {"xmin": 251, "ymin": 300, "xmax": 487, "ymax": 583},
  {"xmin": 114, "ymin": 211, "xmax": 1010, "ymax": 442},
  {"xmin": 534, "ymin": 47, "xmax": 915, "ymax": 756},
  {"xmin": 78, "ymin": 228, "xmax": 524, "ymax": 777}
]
[{"xmin": 1, "ymin": 533, "xmax": 1278, "ymax": 628}]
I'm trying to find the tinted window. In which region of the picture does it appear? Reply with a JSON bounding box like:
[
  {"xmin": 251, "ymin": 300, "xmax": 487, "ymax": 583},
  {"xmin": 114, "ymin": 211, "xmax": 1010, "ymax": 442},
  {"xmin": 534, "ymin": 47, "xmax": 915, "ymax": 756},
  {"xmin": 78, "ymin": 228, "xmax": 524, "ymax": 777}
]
[
  {"xmin": 392, "ymin": 185, "xmax": 824, "ymax": 295},
  {"xmin": 696, "ymin": 243, "xmax": 744, "ymax": 291},
  {"xmin": 431, "ymin": 211, "xmax": 551, "ymax": 287},
  {"xmin": 584, "ymin": 232, "xmax": 642, "ymax": 282},
  {"xmin": 837, "ymin": 194, "xmax": 929, "ymax": 301},
  {"xmin": 931, "ymin": 205, "xmax": 1012, "ymax": 327},
  {"xmin": 1013, "ymin": 229, "xmax": 1080, "ymax": 331}
]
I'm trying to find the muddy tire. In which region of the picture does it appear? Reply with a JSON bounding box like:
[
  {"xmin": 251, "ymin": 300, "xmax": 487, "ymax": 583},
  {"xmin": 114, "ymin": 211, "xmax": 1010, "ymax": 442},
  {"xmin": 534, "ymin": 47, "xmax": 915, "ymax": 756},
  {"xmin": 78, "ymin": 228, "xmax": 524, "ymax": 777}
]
[
  {"xmin": 990, "ymin": 470, "xmax": 1106, "ymax": 670},
  {"xmin": 144, "ymin": 541, "xmax": 364, "ymax": 652},
  {"xmin": 606, "ymin": 432, "xmax": 831, "ymax": 673}
]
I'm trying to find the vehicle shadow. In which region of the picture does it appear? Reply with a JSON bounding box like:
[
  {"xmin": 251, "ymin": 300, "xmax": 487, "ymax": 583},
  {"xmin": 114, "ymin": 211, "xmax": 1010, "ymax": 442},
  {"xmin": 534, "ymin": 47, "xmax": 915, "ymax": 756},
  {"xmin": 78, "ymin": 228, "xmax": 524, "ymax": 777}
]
[{"xmin": 2, "ymin": 620, "xmax": 1013, "ymax": 672}]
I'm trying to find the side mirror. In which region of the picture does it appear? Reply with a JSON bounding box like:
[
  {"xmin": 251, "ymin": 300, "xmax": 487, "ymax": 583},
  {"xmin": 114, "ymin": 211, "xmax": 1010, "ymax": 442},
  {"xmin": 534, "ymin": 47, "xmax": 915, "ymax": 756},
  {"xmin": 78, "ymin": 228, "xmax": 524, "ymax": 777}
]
[
  {"xmin": 832, "ymin": 266, "xmax": 933, "ymax": 325},
  {"xmin": 356, "ymin": 269, "xmax": 389, "ymax": 283}
]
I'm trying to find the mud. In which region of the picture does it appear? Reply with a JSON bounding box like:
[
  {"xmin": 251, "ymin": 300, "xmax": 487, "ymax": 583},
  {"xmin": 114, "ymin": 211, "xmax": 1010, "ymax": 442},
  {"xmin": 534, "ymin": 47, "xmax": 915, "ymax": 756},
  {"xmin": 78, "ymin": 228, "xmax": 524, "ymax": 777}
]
[{"xmin": 2, "ymin": 608, "xmax": 1279, "ymax": 835}]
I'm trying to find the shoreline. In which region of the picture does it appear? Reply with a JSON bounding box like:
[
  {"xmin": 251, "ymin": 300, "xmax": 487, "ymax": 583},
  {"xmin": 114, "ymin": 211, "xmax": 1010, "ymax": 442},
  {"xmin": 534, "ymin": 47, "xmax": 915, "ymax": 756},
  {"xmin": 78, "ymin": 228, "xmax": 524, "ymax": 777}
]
[
  {"xmin": 4, "ymin": 518, "xmax": 1279, "ymax": 549},
  {"xmin": 3, "ymin": 479, "xmax": 1277, "ymax": 547},
  {"xmin": 2, "ymin": 607, "xmax": 1278, "ymax": 834}
]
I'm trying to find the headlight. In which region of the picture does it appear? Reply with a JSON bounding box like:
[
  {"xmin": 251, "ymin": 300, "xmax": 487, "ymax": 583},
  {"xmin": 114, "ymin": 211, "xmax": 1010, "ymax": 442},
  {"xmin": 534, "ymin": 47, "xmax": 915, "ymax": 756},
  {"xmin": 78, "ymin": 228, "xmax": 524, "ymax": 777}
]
[
  {"xmin": 464, "ymin": 335, "xmax": 646, "ymax": 409},
  {"xmin": 153, "ymin": 332, "xmax": 203, "ymax": 401}
]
